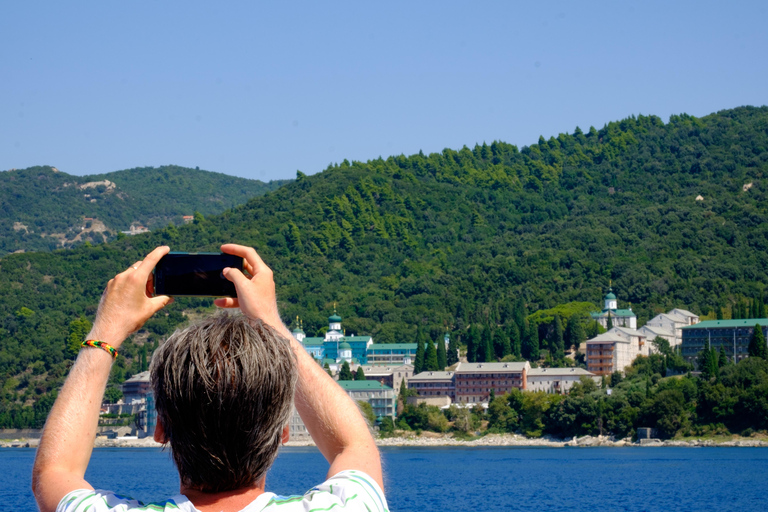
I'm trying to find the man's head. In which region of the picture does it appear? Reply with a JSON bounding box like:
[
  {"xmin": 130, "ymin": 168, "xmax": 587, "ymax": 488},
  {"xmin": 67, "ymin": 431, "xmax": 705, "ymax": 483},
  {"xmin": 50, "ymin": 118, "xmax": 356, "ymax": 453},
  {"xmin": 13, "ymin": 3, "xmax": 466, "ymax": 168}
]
[{"xmin": 150, "ymin": 313, "xmax": 297, "ymax": 492}]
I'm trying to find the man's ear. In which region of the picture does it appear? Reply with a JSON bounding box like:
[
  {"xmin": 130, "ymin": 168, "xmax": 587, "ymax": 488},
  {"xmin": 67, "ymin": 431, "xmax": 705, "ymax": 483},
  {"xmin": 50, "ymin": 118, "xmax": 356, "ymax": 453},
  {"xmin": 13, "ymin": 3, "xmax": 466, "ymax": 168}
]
[
  {"xmin": 281, "ymin": 425, "xmax": 290, "ymax": 444},
  {"xmin": 154, "ymin": 418, "xmax": 167, "ymax": 443}
]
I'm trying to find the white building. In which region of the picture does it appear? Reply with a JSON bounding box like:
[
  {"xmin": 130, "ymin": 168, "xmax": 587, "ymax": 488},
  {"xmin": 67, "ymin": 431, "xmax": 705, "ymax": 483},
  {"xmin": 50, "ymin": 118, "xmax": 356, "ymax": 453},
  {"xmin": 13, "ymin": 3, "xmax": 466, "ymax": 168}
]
[
  {"xmin": 644, "ymin": 309, "xmax": 699, "ymax": 347},
  {"xmin": 585, "ymin": 327, "xmax": 650, "ymax": 376},
  {"xmin": 527, "ymin": 367, "xmax": 598, "ymax": 394}
]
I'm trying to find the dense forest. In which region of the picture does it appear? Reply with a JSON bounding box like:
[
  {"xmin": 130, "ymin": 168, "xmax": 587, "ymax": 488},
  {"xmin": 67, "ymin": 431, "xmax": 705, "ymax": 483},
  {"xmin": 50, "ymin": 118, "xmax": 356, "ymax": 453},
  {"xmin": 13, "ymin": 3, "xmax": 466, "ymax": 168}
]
[
  {"xmin": 0, "ymin": 165, "xmax": 288, "ymax": 254},
  {"xmin": 2, "ymin": 105, "xmax": 768, "ymax": 428}
]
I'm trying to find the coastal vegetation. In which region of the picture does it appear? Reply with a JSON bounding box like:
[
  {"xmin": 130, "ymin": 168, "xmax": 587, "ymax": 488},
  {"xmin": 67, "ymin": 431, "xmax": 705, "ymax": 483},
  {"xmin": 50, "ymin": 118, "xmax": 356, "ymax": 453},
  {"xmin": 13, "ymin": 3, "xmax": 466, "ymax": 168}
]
[
  {"xmin": 2, "ymin": 106, "xmax": 768, "ymax": 430},
  {"xmin": 393, "ymin": 355, "xmax": 768, "ymax": 440}
]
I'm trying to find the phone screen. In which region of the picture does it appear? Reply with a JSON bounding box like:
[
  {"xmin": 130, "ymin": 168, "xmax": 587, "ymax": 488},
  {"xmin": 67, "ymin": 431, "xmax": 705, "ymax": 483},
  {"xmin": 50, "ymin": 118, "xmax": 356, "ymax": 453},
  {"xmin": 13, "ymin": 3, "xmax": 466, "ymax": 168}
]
[{"xmin": 153, "ymin": 252, "xmax": 243, "ymax": 297}]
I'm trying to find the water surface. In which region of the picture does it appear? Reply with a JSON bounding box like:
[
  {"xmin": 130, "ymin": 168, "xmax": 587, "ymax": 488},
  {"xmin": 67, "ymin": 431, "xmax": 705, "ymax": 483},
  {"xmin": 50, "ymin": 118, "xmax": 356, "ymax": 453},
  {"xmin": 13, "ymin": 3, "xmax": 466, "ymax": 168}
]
[{"xmin": 4, "ymin": 446, "xmax": 767, "ymax": 511}]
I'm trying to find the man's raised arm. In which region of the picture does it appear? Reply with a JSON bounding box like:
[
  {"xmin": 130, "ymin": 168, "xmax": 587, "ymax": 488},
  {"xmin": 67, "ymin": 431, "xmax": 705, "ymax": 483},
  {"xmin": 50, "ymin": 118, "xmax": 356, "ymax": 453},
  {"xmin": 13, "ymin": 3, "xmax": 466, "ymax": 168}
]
[
  {"xmin": 215, "ymin": 244, "xmax": 383, "ymax": 489},
  {"xmin": 32, "ymin": 247, "xmax": 172, "ymax": 512}
]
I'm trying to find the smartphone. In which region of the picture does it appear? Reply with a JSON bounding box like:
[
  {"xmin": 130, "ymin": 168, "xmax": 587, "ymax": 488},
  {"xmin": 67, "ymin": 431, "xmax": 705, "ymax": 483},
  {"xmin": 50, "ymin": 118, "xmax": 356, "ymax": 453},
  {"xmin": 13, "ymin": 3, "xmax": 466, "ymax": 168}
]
[{"xmin": 153, "ymin": 252, "xmax": 243, "ymax": 297}]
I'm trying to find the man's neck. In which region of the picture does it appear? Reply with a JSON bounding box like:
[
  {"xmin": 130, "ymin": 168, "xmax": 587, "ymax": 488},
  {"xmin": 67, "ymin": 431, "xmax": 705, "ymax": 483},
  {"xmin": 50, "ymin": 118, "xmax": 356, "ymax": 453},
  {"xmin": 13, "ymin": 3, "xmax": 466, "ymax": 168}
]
[{"xmin": 180, "ymin": 479, "xmax": 267, "ymax": 512}]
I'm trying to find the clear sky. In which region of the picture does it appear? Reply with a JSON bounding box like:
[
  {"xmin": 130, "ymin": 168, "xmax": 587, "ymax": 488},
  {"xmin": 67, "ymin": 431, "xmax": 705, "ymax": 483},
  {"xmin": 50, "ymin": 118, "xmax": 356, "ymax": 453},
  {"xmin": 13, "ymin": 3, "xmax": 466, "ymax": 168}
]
[{"xmin": 2, "ymin": 1, "xmax": 766, "ymax": 182}]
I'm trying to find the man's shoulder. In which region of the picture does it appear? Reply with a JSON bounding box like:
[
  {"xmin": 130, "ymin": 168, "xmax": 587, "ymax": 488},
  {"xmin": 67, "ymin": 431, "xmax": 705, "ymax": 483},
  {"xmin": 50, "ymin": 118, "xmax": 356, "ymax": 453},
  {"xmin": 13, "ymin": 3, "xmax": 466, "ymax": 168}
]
[
  {"xmin": 57, "ymin": 489, "xmax": 193, "ymax": 512},
  {"xmin": 258, "ymin": 470, "xmax": 388, "ymax": 512}
]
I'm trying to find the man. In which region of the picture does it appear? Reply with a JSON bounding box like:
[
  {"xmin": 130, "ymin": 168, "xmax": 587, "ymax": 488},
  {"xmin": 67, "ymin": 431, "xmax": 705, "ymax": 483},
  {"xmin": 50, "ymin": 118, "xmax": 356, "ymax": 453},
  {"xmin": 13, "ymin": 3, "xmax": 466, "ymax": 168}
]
[{"xmin": 32, "ymin": 244, "xmax": 387, "ymax": 512}]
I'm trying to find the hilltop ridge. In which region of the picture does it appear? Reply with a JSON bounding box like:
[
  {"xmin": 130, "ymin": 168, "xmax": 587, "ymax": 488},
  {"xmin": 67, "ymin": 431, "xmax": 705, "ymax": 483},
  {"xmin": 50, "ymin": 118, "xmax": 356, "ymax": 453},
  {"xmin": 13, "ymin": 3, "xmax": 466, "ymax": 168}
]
[{"xmin": 0, "ymin": 165, "xmax": 289, "ymax": 254}]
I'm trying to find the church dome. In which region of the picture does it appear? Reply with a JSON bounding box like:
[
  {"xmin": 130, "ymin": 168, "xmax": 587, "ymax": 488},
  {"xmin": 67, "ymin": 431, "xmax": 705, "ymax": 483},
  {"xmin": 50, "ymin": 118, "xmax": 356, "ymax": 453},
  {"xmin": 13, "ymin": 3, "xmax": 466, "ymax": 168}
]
[
  {"xmin": 605, "ymin": 292, "xmax": 616, "ymax": 300},
  {"xmin": 339, "ymin": 341, "xmax": 352, "ymax": 350},
  {"xmin": 329, "ymin": 313, "xmax": 342, "ymax": 323}
]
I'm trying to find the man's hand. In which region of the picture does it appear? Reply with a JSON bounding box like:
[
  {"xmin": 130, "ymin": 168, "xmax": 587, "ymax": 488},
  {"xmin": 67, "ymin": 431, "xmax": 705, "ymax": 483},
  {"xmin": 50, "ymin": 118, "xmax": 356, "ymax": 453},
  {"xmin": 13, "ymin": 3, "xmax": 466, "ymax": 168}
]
[
  {"xmin": 86, "ymin": 245, "xmax": 173, "ymax": 347},
  {"xmin": 214, "ymin": 244, "xmax": 285, "ymax": 333}
]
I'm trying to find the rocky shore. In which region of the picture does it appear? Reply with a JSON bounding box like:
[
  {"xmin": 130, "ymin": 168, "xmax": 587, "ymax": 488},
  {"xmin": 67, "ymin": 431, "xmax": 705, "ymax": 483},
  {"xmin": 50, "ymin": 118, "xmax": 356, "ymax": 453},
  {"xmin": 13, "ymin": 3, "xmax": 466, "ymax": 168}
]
[{"xmin": 3, "ymin": 433, "xmax": 766, "ymax": 449}]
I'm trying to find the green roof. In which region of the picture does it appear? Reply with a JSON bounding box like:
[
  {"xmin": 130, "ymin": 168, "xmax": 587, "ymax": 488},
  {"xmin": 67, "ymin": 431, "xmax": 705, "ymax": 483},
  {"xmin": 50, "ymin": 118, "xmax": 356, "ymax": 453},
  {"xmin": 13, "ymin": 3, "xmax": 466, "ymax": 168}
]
[
  {"xmin": 605, "ymin": 292, "xmax": 616, "ymax": 300},
  {"xmin": 341, "ymin": 336, "xmax": 372, "ymax": 342},
  {"xmin": 682, "ymin": 319, "xmax": 768, "ymax": 329},
  {"xmin": 367, "ymin": 343, "xmax": 418, "ymax": 351},
  {"xmin": 302, "ymin": 339, "xmax": 324, "ymax": 347},
  {"xmin": 336, "ymin": 380, "xmax": 393, "ymax": 391},
  {"xmin": 339, "ymin": 341, "xmax": 352, "ymax": 350},
  {"xmin": 591, "ymin": 309, "xmax": 635, "ymax": 318},
  {"xmin": 329, "ymin": 314, "xmax": 342, "ymax": 322}
]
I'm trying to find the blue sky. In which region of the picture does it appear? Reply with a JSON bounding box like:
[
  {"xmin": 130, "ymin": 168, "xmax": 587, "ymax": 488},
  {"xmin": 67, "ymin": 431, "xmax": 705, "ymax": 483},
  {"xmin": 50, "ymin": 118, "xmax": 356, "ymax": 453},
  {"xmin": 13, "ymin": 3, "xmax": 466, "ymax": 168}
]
[{"xmin": 2, "ymin": 1, "xmax": 766, "ymax": 182}]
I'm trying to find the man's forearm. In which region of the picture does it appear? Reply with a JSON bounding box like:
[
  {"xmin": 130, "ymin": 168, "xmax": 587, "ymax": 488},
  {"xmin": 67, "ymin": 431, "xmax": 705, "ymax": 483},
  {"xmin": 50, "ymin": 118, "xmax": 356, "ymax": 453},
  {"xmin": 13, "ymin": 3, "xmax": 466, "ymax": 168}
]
[{"xmin": 33, "ymin": 348, "xmax": 113, "ymax": 511}]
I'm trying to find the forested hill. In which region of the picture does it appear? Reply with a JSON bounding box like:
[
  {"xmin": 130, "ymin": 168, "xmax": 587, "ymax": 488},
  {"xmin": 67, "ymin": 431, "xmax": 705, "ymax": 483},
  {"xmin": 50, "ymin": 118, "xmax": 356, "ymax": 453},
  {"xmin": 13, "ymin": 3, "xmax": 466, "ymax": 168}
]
[
  {"xmin": 2, "ymin": 105, "xmax": 768, "ymax": 427},
  {"xmin": 0, "ymin": 165, "xmax": 289, "ymax": 254}
]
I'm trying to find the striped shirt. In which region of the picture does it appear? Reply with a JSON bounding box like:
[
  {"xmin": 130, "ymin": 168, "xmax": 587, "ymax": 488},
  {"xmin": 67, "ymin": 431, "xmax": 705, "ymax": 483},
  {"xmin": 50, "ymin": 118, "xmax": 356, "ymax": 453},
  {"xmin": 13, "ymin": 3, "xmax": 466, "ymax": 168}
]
[{"xmin": 57, "ymin": 470, "xmax": 388, "ymax": 512}]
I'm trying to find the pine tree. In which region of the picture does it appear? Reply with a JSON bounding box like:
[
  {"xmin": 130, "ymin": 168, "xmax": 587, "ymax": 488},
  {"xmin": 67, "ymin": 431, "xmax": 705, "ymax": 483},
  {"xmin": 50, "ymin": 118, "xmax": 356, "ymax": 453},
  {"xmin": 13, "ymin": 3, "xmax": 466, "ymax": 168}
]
[
  {"xmin": 414, "ymin": 335, "xmax": 426, "ymax": 374},
  {"xmin": 508, "ymin": 321, "xmax": 521, "ymax": 358},
  {"xmin": 606, "ymin": 313, "xmax": 613, "ymax": 330},
  {"xmin": 484, "ymin": 334, "xmax": 494, "ymax": 362},
  {"xmin": 552, "ymin": 315, "xmax": 565, "ymax": 361},
  {"xmin": 339, "ymin": 361, "xmax": 354, "ymax": 381},
  {"xmin": 513, "ymin": 298, "xmax": 526, "ymax": 336},
  {"xmin": 716, "ymin": 305, "xmax": 723, "ymax": 320},
  {"xmin": 447, "ymin": 332, "xmax": 459, "ymax": 366},
  {"xmin": 748, "ymin": 325, "xmax": 768, "ymax": 359},
  {"xmin": 399, "ymin": 379, "xmax": 408, "ymax": 403},
  {"xmin": 425, "ymin": 339, "xmax": 439, "ymax": 371},
  {"xmin": 323, "ymin": 362, "xmax": 333, "ymax": 377},
  {"xmin": 493, "ymin": 328, "xmax": 510, "ymax": 359},
  {"xmin": 481, "ymin": 325, "xmax": 493, "ymax": 362},
  {"xmin": 566, "ymin": 315, "xmax": 587, "ymax": 352},
  {"xmin": 467, "ymin": 325, "xmax": 481, "ymax": 362},
  {"xmin": 355, "ymin": 366, "xmax": 366, "ymax": 381},
  {"xmin": 523, "ymin": 321, "xmax": 540, "ymax": 361},
  {"xmin": 718, "ymin": 346, "xmax": 729, "ymax": 367},
  {"xmin": 437, "ymin": 335, "xmax": 447, "ymax": 370}
]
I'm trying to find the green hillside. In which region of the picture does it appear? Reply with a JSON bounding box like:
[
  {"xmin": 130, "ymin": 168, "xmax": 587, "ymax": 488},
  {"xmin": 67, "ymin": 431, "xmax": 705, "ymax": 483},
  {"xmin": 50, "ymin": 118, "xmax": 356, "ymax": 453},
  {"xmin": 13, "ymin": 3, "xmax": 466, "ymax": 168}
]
[
  {"xmin": 0, "ymin": 165, "xmax": 289, "ymax": 254},
  {"xmin": 2, "ymin": 105, "xmax": 768, "ymax": 427}
]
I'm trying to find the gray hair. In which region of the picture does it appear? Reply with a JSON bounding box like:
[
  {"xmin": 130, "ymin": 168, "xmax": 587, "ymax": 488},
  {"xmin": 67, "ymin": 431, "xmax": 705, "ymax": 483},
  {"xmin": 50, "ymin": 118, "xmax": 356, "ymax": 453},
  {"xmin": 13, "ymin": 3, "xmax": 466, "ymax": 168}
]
[{"xmin": 150, "ymin": 313, "xmax": 297, "ymax": 492}]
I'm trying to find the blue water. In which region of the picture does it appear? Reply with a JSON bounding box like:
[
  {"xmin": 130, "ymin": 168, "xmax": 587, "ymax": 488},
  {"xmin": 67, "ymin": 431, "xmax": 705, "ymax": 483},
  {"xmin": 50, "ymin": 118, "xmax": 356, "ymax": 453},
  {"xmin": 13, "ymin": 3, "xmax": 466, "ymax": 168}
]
[{"xmin": 4, "ymin": 446, "xmax": 768, "ymax": 512}]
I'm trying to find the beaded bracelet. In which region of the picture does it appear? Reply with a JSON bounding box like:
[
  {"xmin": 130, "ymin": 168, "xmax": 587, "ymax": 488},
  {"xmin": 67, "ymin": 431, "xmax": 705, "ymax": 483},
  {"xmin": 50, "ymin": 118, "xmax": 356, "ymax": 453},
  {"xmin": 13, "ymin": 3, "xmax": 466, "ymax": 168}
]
[{"xmin": 82, "ymin": 340, "xmax": 118, "ymax": 359}]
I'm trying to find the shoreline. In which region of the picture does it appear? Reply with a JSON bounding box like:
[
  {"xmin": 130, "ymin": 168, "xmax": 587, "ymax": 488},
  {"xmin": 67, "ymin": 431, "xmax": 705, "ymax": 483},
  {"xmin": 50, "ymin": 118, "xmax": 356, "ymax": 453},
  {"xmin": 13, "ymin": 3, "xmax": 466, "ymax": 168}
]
[{"xmin": 3, "ymin": 433, "xmax": 766, "ymax": 449}]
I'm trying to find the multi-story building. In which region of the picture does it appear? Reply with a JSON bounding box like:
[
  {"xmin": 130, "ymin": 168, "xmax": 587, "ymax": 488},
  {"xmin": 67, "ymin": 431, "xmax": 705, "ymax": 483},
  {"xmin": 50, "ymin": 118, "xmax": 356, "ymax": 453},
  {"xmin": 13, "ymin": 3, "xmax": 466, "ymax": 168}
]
[
  {"xmin": 585, "ymin": 327, "xmax": 650, "ymax": 376},
  {"xmin": 591, "ymin": 287, "xmax": 637, "ymax": 329},
  {"xmin": 336, "ymin": 380, "xmax": 396, "ymax": 419},
  {"xmin": 121, "ymin": 371, "xmax": 151, "ymax": 403},
  {"xmin": 681, "ymin": 319, "xmax": 768, "ymax": 363},
  {"xmin": 408, "ymin": 371, "xmax": 456, "ymax": 401},
  {"xmin": 527, "ymin": 367, "xmax": 597, "ymax": 394},
  {"xmin": 365, "ymin": 343, "xmax": 417, "ymax": 365},
  {"xmin": 359, "ymin": 364, "xmax": 413, "ymax": 393},
  {"xmin": 645, "ymin": 309, "xmax": 699, "ymax": 347},
  {"xmin": 454, "ymin": 362, "xmax": 530, "ymax": 404}
]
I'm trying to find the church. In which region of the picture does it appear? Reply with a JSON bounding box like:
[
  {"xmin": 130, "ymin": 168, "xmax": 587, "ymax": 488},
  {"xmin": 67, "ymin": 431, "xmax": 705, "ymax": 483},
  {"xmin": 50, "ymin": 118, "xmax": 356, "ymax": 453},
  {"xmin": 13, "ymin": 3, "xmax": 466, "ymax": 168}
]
[
  {"xmin": 294, "ymin": 309, "xmax": 373, "ymax": 365},
  {"xmin": 590, "ymin": 286, "xmax": 637, "ymax": 329}
]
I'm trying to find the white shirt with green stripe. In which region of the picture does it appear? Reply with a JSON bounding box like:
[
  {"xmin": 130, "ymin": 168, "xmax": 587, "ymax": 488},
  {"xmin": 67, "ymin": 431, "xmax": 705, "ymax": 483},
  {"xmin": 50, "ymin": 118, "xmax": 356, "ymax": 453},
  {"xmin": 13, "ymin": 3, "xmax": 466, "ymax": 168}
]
[{"xmin": 56, "ymin": 470, "xmax": 389, "ymax": 512}]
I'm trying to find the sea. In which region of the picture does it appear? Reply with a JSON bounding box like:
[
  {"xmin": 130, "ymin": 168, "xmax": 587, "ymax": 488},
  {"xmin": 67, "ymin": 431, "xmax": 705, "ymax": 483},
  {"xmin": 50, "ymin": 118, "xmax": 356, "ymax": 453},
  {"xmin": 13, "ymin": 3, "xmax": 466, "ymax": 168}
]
[{"xmin": 4, "ymin": 446, "xmax": 767, "ymax": 512}]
